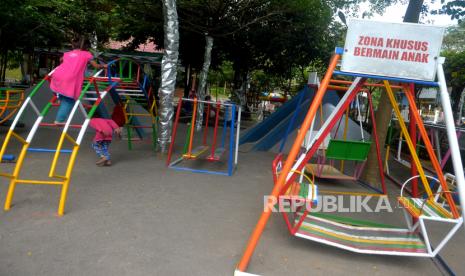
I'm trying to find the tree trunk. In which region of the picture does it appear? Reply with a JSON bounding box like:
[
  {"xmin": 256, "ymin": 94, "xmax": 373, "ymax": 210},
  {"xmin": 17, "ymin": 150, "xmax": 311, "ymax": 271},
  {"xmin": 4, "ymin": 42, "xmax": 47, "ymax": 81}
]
[
  {"xmin": 232, "ymin": 62, "xmax": 243, "ymax": 91},
  {"xmin": 196, "ymin": 35, "xmax": 213, "ymax": 131},
  {"xmin": 0, "ymin": 53, "xmax": 4, "ymax": 83},
  {"xmin": 403, "ymin": 0, "xmax": 424, "ymax": 23},
  {"xmin": 158, "ymin": 0, "xmax": 179, "ymax": 153},
  {"xmin": 453, "ymin": 87, "xmax": 465, "ymax": 125},
  {"xmin": 0, "ymin": 50, "xmax": 7, "ymax": 82},
  {"xmin": 361, "ymin": 0, "xmax": 424, "ymax": 185}
]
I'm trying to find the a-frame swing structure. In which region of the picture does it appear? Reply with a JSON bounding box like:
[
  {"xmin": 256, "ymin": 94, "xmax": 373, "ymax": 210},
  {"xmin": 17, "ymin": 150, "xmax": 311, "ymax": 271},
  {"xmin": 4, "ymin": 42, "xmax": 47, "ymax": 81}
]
[
  {"xmin": 303, "ymin": 85, "xmax": 386, "ymax": 195},
  {"xmin": 235, "ymin": 20, "xmax": 465, "ymax": 275}
]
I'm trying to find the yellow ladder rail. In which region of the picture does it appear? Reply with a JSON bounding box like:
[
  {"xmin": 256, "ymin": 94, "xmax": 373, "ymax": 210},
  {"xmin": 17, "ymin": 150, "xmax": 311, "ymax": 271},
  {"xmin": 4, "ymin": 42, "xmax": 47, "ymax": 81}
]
[{"xmin": 384, "ymin": 81, "xmax": 433, "ymax": 197}]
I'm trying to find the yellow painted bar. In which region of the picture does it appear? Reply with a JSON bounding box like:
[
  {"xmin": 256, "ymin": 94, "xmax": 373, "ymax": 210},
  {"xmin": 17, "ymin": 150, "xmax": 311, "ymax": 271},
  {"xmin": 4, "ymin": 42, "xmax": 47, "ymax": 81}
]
[
  {"xmin": 4, "ymin": 143, "xmax": 29, "ymax": 210},
  {"xmin": 127, "ymin": 113, "xmax": 152, "ymax": 117},
  {"xmin": 0, "ymin": 173, "xmax": 14, "ymax": 178},
  {"xmin": 65, "ymin": 134, "xmax": 78, "ymax": 146},
  {"xmin": 403, "ymin": 85, "xmax": 459, "ymax": 218},
  {"xmin": 151, "ymin": 100, "xmax": 158, "ymax": 116},
  {"xmin": 183, "ymin": 145, "xmax": 209, "ymax": 159},
  {"xmin": 50, "ymin": 133, "xmax": 77, "ymax": 177},
  {"xmin": 58, "ymin": 145, "xmax": 79, "ymax": 216},
  {"xmin": 384, "ymin": 145, "xmax": 391, "ymax": 170},
  {"xmin": 187, "ymin": 99, "xmax": 198, "ymax": 155},
  {"xmin": 384, "ymin": 81, "xmax": 433, "ymax": 197},
  {"xmin": 16, "ymin": 179, "xmax": 63, "ymax": 185},
  {"xmin": 0, "ymin": 130, "xmax": 14, "ymax": 159},
  {"xmin": 49, "ymin": 132, "xmax": 67, "ymax": 177},
  {"xmin": 10, "ymin": 131, "xmax": 27, "ymax": 144}
]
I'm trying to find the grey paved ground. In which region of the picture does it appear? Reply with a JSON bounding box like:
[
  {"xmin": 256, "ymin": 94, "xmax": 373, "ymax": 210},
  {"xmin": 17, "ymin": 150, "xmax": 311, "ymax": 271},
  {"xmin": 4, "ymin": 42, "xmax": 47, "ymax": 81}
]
[{"xmin": 0, "ymin": 127, "xmax": 463, "ymax": 276}]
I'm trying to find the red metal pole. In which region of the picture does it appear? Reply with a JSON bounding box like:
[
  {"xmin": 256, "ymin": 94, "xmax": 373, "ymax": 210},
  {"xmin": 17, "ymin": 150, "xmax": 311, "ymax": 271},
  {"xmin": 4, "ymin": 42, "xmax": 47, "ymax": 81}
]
[
  {"xmin": 403, "ymin": 84, "xmax": 459, "ymax": 218},
  {"xmin": 136, "ymin": 64, "xmax": 140, "ymax": 83}
]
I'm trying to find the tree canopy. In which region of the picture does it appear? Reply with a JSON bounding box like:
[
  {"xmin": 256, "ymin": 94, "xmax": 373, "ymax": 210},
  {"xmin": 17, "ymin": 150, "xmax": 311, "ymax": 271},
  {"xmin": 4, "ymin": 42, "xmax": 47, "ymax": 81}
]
[{"xmin": 1, "ymin": 0, "xmax": 463, "ymax": 89}]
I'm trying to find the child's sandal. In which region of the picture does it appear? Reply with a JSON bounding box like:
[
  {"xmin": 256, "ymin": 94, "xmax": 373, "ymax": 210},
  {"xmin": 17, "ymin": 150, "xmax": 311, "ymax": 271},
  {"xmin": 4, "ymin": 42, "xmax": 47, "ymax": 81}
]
[{"xmin": 96, "ymin": 157, "xmax": 107, "ymax": 166}]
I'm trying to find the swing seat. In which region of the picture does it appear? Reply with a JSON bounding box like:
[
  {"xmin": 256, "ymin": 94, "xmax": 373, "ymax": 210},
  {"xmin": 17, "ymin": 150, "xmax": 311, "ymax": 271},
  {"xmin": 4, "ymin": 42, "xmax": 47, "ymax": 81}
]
[
  {"xmin": 294, "ymin": 213, "xmax": 430, "ymax": 256},
  {"xmin": 206, "ymin": 147, "xmax": 226, "ymax": 161},
  {"xmin": 305, "ymin": 163, "xmax": 356, "ymax": 180},
  {"xmin": 183, "ymin": 145, "xmax": 209, "ymax": 159},
  {"xmin": 306, "ymin": 140, "xmax": 371, "ymax": 180},
  {"xmin": 325, "ymin": 139, "xmax": 372, "ymax": 161},
  {"xmin": 398, "ymin": 197, "xmax": 455, "ymax": 220}
]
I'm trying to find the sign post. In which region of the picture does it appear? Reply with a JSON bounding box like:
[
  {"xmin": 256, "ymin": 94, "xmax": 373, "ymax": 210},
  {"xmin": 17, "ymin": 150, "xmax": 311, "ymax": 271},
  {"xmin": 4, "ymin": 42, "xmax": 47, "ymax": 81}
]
[{"xmin": 341, "ymin": 19, "xmax": 445, "ymax": 81}]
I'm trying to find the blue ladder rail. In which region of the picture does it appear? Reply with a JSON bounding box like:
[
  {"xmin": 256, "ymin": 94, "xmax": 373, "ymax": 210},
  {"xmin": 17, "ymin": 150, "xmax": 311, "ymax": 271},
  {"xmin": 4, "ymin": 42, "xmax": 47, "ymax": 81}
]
[{"xmin": 27, "ymin": 148, "xmax": 73, "ymax": 154}]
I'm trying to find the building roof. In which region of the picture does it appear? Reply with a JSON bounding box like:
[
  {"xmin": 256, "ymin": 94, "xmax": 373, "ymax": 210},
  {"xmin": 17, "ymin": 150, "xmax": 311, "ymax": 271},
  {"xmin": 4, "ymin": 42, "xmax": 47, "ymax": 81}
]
[{"xmin": 106, "ymin": 39, "xmax": 163, "ymax": 54}]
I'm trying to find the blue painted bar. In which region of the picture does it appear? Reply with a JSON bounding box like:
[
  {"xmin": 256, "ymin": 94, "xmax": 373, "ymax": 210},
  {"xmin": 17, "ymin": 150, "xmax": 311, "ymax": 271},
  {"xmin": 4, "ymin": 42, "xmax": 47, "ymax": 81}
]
[
  {"xmin": 333, "ymin": 71, "xmax": 439, "ymax": 86},
  {"xmin": 140, "ymin": 82, "xmax": 149, "ymax": 98},
  {"xmin": 170, "ymin": 166, "xmax": 229, "ymax": 176},
  {"xmin": 227, "ymin": 104, "xmax": 236, "ymax": 176},
  {"xmin": 2, "ymin": 154, "xmax": 15, "ymax": 161},
  {"xmin": 27, "ymin": 148, "xmax": 72, "ymax": 154},
  {"xmin": 335, "ymin": 47, "xmax": 344, "ymax": 55},
  {"xmin": 143, "ymin": 75, "xmax": 148, "ymax": 91}
]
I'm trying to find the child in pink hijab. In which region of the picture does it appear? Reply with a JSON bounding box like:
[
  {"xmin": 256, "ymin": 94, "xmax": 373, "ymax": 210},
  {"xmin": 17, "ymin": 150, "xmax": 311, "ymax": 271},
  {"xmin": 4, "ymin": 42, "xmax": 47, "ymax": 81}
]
[
  {"xmin": 50, "ymin": 37, "xmax": 106, "ymax": 124},
  {"xmin": 89, "ymin": 118, "xmax": 122, "ymax": 166}
]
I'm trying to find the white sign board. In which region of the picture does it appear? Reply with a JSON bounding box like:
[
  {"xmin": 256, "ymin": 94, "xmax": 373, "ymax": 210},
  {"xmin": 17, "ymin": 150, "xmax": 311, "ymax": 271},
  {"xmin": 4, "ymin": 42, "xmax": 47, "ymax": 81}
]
[{"xmin": 341, "ymin": 19, "xmax": 445, "ymax": 81}]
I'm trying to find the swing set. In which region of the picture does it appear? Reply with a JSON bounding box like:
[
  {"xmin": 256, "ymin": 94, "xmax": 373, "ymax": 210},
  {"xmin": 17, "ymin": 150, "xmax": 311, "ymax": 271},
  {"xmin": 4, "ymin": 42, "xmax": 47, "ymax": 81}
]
[
  {"xmin": 235, "ymin": 20, "xmax": 465, "ymax": 275},
  {"xmin": 305, "ymin": 90, "xmax": 384, "ymax": 192},
  {"xmin": 166, "ymin": 98, "xmax": 241, "ymax": 176}
]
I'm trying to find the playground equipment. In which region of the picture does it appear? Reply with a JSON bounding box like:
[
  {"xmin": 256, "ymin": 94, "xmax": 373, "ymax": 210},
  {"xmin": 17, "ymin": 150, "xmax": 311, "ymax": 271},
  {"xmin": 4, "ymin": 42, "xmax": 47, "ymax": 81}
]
[
  {"xmin": 239, "ymin": 86, "xmax": 313, "ymax": 153},
  {"xmin": 304, "ymin": 90, "xmax": 385, "ymax": 195},
  {"xmin": 385, "ymin": 115, "xmax": 465, "ymax": 195},
  {"xmin": 235, "ymin": 20, "xmax": 465, "ymax": 275},
  {"xmin": 239, "ymin": 85, "xmax": 345, "ymax": 153},
  {"xmin": 0, "ymin": 58, "xmax": 155, "ymax": 215},
  {"xmin": 0, "ymin": 67, "xmax": 117, "ymax": 215},
  {"xmin": 0, "ymin": 87, "xmax": 25, "ymax": 125},
  {"xmin": 167, "ymin": 98, "xmax": 241, "ymax": 176},
  {"xmin": 106, "ymin": 58, "xmax": 158, "ymax": 150}
]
